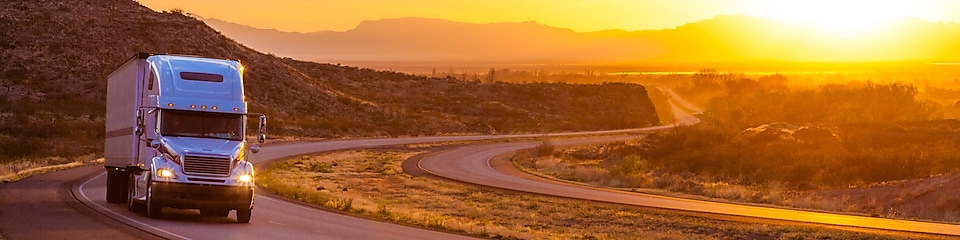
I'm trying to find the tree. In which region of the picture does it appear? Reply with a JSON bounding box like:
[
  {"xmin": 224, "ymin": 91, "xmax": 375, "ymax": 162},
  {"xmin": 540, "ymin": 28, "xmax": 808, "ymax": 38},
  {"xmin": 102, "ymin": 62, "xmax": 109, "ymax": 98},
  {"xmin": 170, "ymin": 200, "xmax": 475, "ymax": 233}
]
[
  {"xmin": 690, "ymin": 68, "xmax": 723, "ymax": 92},
  {"xmin": 487, "ymin": 68, "xmax": 496, "ymax": 83}
]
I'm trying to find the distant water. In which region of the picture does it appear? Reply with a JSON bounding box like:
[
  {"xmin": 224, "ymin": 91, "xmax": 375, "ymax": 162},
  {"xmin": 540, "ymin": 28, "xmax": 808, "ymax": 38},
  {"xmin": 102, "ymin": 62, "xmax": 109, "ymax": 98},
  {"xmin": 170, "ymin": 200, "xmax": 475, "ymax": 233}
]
[{"xmin": 607, "ymin": 71, "xmax": 840, "ymax": 76}]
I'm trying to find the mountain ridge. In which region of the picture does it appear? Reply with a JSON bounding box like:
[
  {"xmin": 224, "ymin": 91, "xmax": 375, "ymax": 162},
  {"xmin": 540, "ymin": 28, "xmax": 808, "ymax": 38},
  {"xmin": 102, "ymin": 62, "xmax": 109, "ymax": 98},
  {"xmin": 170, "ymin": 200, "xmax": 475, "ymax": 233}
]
[{"xmin": 204, "ymin": 15, "xmax": 960, "ymax": 63}]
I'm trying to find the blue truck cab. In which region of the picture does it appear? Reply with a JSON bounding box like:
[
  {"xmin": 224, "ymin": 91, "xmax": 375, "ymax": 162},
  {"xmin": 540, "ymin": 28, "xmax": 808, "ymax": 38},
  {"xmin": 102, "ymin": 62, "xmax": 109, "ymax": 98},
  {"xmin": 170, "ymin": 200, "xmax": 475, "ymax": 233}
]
[{"xmin": 104, "ymin": 53, "xmax": 266, "ymax": 223}]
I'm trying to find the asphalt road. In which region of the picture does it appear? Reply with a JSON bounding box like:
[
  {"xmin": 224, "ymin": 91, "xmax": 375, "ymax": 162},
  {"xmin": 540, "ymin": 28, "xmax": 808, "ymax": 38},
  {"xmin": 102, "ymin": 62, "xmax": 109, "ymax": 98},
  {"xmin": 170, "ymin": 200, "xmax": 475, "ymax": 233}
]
[
  {"xmin": 1, "ymin": 121, "xmax": 684, "ymax": 239},
  {"xmin": 0, "ymin": 88, "xmax": 703, "ymax": 240},
  {"xmin": 0, "ymin": 166, "xmax": 154, "ymax": 240},
  {"xmin": 415, "ymin": 127, "xmax": 960, "ymax": 234},
  {"xmin": 9, "ymin": 89, "xmax": 951, "ymax": 238}
]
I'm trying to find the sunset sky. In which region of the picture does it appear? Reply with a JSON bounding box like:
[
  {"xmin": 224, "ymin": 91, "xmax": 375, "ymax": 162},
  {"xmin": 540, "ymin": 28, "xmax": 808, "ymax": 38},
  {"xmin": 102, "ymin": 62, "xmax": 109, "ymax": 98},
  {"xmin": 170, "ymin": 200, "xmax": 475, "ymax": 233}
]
[{"xmin": 137, "ymin": 0, "xmax": 960, "ymax": 33}]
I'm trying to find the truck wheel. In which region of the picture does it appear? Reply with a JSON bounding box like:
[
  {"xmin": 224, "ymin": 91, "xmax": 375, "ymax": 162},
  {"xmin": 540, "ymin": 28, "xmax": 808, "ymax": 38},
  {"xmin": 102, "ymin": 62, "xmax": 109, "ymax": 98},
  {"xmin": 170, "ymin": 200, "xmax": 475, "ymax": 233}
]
[
  {"xmin": 127, "ymin": 175, "xmax": 144, "ymax": 212},
  {"xmin": 145, "ymin": 179, "xmax": 162, "ymax": 218},
  {"xmin": 201, "ymin": 208, "xmax": 229, "ymax": 218},
  {"xmin": 236, "ymin": 207, "xmax": 252, "ymax": 223},
  {"xmin": 106, "ymin": 170, "xmax": 126, "ymax": 203}
]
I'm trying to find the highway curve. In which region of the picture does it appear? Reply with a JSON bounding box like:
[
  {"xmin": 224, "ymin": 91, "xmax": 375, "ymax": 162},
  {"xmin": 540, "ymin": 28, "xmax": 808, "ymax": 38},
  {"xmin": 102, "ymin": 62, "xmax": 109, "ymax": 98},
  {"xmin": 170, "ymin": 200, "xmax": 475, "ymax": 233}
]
[
  {"xmin": 1, "ymin": 117, "xmax": 687, "ymax": 239},
  {"xmin": 0, "ymin": 88, "xmax": 784, "ymax": 239},
  {"xmin": 415, "ymin": 134, "xmax": 960, "ymax": 235}
]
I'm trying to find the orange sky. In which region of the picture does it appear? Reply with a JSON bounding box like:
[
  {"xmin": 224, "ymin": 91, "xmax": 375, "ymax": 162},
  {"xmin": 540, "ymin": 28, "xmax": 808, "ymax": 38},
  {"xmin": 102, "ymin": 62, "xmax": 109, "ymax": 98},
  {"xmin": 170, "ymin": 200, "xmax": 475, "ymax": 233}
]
[{"xmin": 137, "ymin": 0, "xmax": 960, "ymax": 33}]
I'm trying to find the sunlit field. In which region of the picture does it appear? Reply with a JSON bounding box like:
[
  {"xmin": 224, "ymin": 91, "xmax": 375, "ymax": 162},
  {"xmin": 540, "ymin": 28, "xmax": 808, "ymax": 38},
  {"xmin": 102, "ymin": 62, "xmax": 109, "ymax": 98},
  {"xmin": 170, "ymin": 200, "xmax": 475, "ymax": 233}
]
[
  {"xmin": 511, "ymin": 67, "xmax": 960, "ymax": 223},
  {"xmin": 259, "ymin": 147, "xmax": 931, "ymax": 239}
]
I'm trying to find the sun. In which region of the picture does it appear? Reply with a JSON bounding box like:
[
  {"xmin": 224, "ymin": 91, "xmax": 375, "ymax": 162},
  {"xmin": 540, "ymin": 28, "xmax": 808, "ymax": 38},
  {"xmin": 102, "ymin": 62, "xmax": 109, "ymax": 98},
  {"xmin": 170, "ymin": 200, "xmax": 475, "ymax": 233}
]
[{"xmin": 744, "ymin": 0, "xmax": 923, "ymax": 35}]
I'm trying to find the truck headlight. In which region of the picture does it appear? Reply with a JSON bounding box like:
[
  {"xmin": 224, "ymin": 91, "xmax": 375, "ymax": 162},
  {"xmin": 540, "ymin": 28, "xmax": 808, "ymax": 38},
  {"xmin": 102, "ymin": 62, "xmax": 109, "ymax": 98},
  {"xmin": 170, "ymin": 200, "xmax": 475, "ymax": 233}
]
[
  {"xmin": 238, "ymin": 174, "xmax": 253, "ymax": 183},
  {"xmin": 157, "ymin": 168, "xmax": 177, "ymax": 179}
]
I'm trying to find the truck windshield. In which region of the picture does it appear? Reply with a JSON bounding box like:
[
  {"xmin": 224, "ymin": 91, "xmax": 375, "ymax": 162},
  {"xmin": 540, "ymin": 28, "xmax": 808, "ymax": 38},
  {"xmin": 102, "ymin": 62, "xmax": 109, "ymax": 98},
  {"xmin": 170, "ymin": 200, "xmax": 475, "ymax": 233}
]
[{"xmin": 160, "ymin": 109, "xmax": 243, "ymax": 141}]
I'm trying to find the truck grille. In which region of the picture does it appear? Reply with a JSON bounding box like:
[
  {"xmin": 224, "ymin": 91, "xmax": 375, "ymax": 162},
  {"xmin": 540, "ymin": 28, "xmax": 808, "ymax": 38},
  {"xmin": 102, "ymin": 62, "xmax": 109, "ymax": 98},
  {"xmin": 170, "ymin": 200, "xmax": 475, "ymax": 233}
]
[{"xmin": 183, "ymin": 155, "xmax": 231, "ymax": 176}]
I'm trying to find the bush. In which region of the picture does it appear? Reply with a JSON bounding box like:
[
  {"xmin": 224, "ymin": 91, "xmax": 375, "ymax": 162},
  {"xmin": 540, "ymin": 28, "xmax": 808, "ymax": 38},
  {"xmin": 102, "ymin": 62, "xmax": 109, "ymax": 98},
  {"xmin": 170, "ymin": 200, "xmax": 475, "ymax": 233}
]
[
  {"xmin": 168, "ymin": 8, "xmax": 185, "ymax": 15},
  {"xmin": 536, "ymin": 140, "xmax": 555, "ymax": 157},
  {"xmin": 612, "ymin": 155, "xmax": 647, "ymax": 177}
]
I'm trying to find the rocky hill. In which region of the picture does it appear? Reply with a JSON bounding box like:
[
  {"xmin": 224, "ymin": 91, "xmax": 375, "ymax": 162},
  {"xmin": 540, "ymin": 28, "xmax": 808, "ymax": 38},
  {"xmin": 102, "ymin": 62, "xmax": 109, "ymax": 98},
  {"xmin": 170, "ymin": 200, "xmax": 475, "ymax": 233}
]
[{"xmin": 0, "ymin": 0, "xmax": 659, "ymax": 161}]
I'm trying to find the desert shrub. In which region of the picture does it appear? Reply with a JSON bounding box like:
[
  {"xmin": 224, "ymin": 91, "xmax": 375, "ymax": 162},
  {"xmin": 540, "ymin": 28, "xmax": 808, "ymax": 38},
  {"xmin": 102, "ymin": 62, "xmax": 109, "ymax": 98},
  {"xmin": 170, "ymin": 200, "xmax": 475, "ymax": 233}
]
[
  {"xmin": 631, "ymin": 80, "xmax": 951, "ymax": 189},
  {"xmin": 708, "ymin": 82, "xmax": 938, "ymax": 129},
  {"xmin": 536, "ymin": 140, "xmax": 555, "ymax": 157},
  {"xmin": 573, "ymin": 167, "xmax": 608, "ymax": 184},
  {"xmin": 168, "ymin": 8, "xmax": 185, "ymax": 15},
  {"xmin": 307, "ymin": 162, "xmax": 336, "ymax": 173},
  {"xmin": 567, "ymin": 147, "xmax": 603, "ymax": 160},
  {"xmin": 611, "ymin": 155, "xmax": 648, "ymax": 177},
  {"xmin": 633, "ymin": 121, "xmax": 960, "ymax": 190}
]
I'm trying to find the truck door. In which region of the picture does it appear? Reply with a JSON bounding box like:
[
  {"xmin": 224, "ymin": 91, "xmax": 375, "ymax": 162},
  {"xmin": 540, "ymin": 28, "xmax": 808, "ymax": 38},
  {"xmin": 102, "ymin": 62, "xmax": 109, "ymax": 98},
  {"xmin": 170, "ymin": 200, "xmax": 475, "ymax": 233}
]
[
  {"xmin": 137, "ymin": 67, "xmax": 159, "ymax": 169},
  {"xmin": 133, "ymin": 66, "xmax": 159, "ymax": 198}
]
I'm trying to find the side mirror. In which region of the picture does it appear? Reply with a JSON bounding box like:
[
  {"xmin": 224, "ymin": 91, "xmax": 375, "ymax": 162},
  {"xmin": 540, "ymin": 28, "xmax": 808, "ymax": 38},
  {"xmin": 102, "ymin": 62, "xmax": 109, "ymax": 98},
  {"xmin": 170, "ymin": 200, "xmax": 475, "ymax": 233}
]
[
  {"xmin": 257, "ymin": 115, "xmax": 267, "ymax": 144},
  {"xmin": 149, "ymin": 139, "xmax": 161, "ymax": 149},
  {"xmin": 250, "ymin": 145, "xmax": 260, "ymax": 154},
  {"xmin": 135, "ymin": 110, "xmax": 145, "ymax": 136}
]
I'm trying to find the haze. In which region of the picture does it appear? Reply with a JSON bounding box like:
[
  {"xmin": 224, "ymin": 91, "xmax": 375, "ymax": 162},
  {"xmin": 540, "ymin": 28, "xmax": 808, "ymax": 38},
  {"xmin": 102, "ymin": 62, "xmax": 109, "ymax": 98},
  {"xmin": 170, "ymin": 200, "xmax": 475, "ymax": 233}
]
[
  {"xmin": 6, "ymin": 1, "xmax": 960, "ymax": 238},
  {"xmin": 138, "ymin": 0, "xmax": 960, "ymax": 33},
  {"xmin": 136, "ymin": 0, "xmax": 960, "ymax": 65}
]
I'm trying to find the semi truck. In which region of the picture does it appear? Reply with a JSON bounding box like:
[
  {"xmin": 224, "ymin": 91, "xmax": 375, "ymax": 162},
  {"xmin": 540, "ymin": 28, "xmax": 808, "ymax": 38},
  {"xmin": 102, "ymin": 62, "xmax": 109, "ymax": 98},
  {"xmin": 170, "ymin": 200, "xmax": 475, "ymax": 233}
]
[{"xmin": 104, "ymin": 53, "xmax": 266, "ymax": 223}]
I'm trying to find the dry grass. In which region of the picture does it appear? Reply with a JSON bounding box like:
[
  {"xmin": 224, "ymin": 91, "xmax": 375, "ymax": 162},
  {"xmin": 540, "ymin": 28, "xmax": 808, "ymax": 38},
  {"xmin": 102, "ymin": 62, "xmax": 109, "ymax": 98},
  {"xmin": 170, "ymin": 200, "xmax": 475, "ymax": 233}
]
[
  {"xmin": 0, "ymin": 154, "xmax": 102, "ymax": 182},
  {"xmin": 259, "ymin": 147, "xmax": 928, "ymax": 239},
  {"xmin": 514, "ymin": 143, "xmax": 960, "ymax": 224}
]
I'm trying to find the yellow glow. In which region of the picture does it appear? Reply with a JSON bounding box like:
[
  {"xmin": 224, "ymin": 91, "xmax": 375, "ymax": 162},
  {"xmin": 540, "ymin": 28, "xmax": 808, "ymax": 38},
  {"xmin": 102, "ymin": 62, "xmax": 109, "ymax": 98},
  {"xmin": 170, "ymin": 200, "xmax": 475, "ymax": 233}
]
[
  {"xmin": 238, "ymin": 174, "xmax": 253, "ymax": 182},
  {"xmin": 744, "ymin": 0, "xmax": 929, "ymax": 35},
  {"xmin": 135, "ymin": 0, "xmax": 960, "ymax": 33},
  {"xmin": 135, "ymin": 0, "xmax": 960, "ymax": 62},
  {"xmin": 158, "ymin": 169, "xmax": 175, "ymax": 178}
]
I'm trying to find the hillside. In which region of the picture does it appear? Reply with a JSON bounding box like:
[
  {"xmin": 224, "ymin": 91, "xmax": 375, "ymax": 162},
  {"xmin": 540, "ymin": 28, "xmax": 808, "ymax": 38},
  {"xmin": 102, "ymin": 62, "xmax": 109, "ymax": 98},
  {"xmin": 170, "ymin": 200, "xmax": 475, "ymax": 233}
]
[
  {"xmin": 0, "ymin": 0, "xmax": 660, "ymax": 161},
  {"xmin": 204, "ymin": 16, "xmax": 960, "ymax": 63}
]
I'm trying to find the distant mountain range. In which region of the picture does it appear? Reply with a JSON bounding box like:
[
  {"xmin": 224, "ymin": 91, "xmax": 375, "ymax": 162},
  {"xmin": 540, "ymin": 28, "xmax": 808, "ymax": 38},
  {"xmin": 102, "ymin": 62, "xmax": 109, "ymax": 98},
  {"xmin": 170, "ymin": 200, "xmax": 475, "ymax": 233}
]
[{"xmin": 205, "ymin": 16, "xmax": 960, "ymax": 63}]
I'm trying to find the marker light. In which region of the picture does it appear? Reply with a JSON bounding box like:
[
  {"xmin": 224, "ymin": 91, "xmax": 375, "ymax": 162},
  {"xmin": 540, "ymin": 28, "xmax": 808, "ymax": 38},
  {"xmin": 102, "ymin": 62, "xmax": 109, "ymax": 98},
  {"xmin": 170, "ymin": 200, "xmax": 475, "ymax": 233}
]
[
  {"xmin": 233, "ymin": 107, "xmax": 239, "ymax": 112},
  {"xmin": 158, "ymin": 168, "xmax": 176, "ymax": 178},
  {"xmin": 167, "ymin": 103, "xmax": 174, "ymax": 107},
  {"xmin": 212, "ymin": 106, "xmax": 218, "ymax": 110},
  {"xmin": 238, "ymin": 174, "xmax": 253, "ymax": 183},
  {"xmin": 190, "ymin": 105, "xmax": 196, "ymax": 109},
  {"xmin": 201, "ymin": 105, "xmax": 207, "ymax": 109}
]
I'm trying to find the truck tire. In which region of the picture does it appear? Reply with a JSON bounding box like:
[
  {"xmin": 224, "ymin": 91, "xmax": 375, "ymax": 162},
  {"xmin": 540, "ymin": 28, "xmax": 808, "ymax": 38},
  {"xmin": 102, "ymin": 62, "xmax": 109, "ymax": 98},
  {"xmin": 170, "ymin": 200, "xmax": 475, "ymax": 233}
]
[
  {"xmin": 105, "ymin": 170, "xmax": 126, "ymax": 203},
  {"xmin": 127, "ymin": 175, "xmax": 145, "ymax": 212},
  {"xmin": 145, "ymin": 178, "xmax": 162, "ymax": 218},
  {"xmin": 237, "ymin": 207, "xmax": 252, "ymax": 223},
  {"xmin": 201, "ymin": 208, "xmax": 229, "ymax": 218}
]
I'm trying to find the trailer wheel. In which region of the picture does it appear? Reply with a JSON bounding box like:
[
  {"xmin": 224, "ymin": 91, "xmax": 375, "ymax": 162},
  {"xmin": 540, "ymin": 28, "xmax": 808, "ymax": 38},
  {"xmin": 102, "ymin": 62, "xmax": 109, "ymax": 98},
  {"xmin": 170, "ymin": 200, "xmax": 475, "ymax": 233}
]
[
  {"xmin": 105, "ymin": 170, "xmax": 126, "ymax": 203},
  {"xmin": 236, "ymin": 207, "xmax": 252, "ymax": 223},
  {"xmin": 145, "ymin": 178, "xmax": 162, "ymax": 218}
]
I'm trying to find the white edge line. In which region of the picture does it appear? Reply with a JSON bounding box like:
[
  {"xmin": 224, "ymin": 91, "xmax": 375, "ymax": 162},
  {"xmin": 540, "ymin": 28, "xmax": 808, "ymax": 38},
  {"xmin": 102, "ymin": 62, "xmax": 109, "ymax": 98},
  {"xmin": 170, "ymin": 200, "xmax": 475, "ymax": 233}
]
[
  {"xmin": 77, "ymin": 172, "xmax": 192, "ymax": 240},
  {"xmin": 255, "ymin": 194, "xmax": 471, "ymax": 238}
]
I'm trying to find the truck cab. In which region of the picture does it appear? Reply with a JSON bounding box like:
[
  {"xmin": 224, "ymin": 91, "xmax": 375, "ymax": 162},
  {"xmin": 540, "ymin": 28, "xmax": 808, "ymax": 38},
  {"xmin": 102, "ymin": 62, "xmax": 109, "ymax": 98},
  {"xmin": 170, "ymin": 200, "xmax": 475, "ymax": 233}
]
[{"xmin": 104, "ymin": 53, "xmax": 265, "ymax": 223}]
